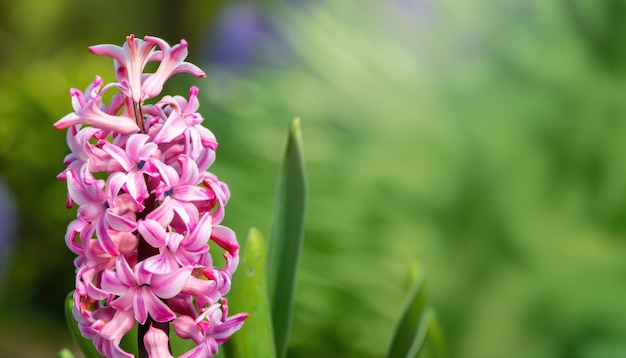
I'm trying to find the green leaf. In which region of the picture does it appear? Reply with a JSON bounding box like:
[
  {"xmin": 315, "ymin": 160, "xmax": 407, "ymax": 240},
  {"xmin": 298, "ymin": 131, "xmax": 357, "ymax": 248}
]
[
  {"xmin": 56, "ymin": 348, "xmax": 76, "ymax": 358},
  {"xmin": 267, "ymin": 118, "xmax": 307, "ymax": 358},
  {"xmin": 408, "ymin": 308, "xmax": 450, "ymax": 358},
  {"xmin": 387, "ymin": 270, "xmax": 426, "ymax": 358},
  {"xmin": 64, "ymin": 291, "xmax": 104, "ymax": 358},
  {"xmin": 225, "ymin": 228, "xmax": 277, "ymax": 358},
  {"xmin": 119, "ymin": 322, "xmax": 138, "ymax": 356},
  {"xmin": 170, "ymin": 326, "xmax": 196, "ymax": 356},
  {"xmin": 421, "ymin": 309, "xmax": 447, "ymax": 358},
  {"xmin": 387, "ymin": 268, "xmax": 448, "ymax": 358}
]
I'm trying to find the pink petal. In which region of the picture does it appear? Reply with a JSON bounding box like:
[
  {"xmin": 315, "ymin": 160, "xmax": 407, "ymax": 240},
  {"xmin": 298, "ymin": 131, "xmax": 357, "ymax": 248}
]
[
  {"xmin": 137, "ymin": 219, "xmax": 166, "ymax": 247},
  {"xmin": 105, "ymin": 211, "xmax": 137, "ymax": 232},
  {"xmin": 144, "ymin": 325, "xmax": 174, "ymax": 358},
  {"xmin": 147, "ymin": 196, "xmax": 175, "ymax": 226},
  {"xmin": 210, "ymin": 225, "xmax": 239, "ymax": 255},
  {"xmin": 102, "ymin": 143, "xmax": 134, "ymax": 171},
  {"xmin": 179, "ymin": 343, "xmax": 214, "ymax": 358},
  {"xmin": 65, "ymin": 219, "xmax": 88, "ymax": 255},
  {"xmin": 150, "ymin": 265, "xmax": 193, "ymax": 299},
  {"xmin": 181, "ymin": 275, "xmax": 218, "ymax": 298},
  {"xmin": 115, "ymin": 256, "xmax": 138, "ymax": 287},
  {"xmin": 109, "ymin": 290, "xmax": 134, "ymax": 312},
  {"xmin": 133, "ymin": 287, "xmax": 150, "ymax": 324},
  {"xmin": 213, "ymin": 313, "xmax": 248, "ymax": 342},
  {"xmin": 143, "ymin": 251, "xmax": 180, "ymax": 274},
  {"xmin": 77, "ymin": 202, "xmax": 104, "ymax": 222},
  {"xmin": 152, "ymin": 111, "xmax": 187, "ymax": 144},
  {"xmin": 177, "ymin": 155, "xmax": 200, "ymax": 186},
  {"xmin": 96, "ymin": 220, "xmax": 121, "ymax": 255},
  {"xmin": 106, "ymin": 172, "xmax": 128, "ymax": 200},
  {"xmin": 141, "ymin": 37, "xmax": 205, "ymax": 101},
  {"xmin": 125, "ymin": 134, "xmax": 152, "ymax": 161},
  {"xmin": 163, "ymin": 232, "xmax": 184, "ymax": 253},
  {"xmin": 185, "ymin": 127, "xmax": 203, "ymax": 159},
  {"xmin": 99, "ymin": 308, "xmax": 135, "ymax": 341},
  {"xmin": 66, "ymin": 169, "xmax": 103, "ymax": 206},
  {"xmin": 125, "ymin": 171, "xmax": 149, "ymax": 204},
  {"xmin": 101, "ymin": 268, "xmax": 131, "ymax": 296},
  {"xmin": 154, "ymin": 160, "xmax": 180, "ymax": 189},
  {"xmin": 198, "ymin": 125, "xmax": 217, "ymax": 150},
  {"xmin": 173, "ymin": 315, "xmax": 203, "ymax": 344},
  {"xmin": 196, "ymin": 146, "xmax": 216, "ymax": 172},
  {"xmin": 174, "ymin": 186, "xmax": 211, "ymax": 202},
  {"xmin": 54, "ymin": 101, "xmax": 139, "ymax": 134},
  {"xmin": 183, "ymin": 213, "xmax": 212, "ymax": 251},
  {"xmin": 89, "ymin": 43, "xmax": 127, "ymax": 64},
  {"xmin": 143, "ymin": 288, "xmax": 176, "ymax": 322}
]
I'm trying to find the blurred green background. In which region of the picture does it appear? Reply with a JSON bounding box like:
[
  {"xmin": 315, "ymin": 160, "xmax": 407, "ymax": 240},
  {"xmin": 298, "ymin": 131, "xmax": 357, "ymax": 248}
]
[{"xmin": 2, "ymin": 0, "xmax": 626, "ymax": 357}]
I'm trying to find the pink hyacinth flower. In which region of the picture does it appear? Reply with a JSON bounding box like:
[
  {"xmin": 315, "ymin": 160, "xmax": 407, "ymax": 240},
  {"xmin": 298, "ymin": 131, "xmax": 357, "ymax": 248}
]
[
  {"xmin": 54, "ymin": 76, "xmax": 139, "ymax": 134},
  {"xmin": 90, "ymin": 35, "xmax": 206, "ymax": 103},
  {"xmin": 56, "ymin": 35, "xmax": 247, "ymax": 356},
  {"xmin": 173, "ymin": 303, "xmax": 248, "ymax": 358},
  {"xmin": 66, "ymin": 169, "xmax": 139, "ymax": 255},
  {"xmin": 101, "ymin": 256, "xmax": 193, "ymax": 324},
  {"xmin": 137, "ymin": 213, "xmax": 211, "ymax": 274},
  {"xmin": 102, "ymin": 133, "xmax": 160, "ymax": 207}
]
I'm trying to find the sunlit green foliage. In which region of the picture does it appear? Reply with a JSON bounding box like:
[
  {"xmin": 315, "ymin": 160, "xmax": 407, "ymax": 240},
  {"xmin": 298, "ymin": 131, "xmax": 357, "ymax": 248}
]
[{"xmin": 202, "ymin": 1, "xmax": 626, "ymax": 357}]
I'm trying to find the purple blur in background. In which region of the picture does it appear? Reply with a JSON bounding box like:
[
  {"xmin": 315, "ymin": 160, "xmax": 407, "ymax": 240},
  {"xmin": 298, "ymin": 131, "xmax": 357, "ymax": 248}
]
[{"xmin": 0, "ymin": 176, "xmax": 17, "ymax": 297}]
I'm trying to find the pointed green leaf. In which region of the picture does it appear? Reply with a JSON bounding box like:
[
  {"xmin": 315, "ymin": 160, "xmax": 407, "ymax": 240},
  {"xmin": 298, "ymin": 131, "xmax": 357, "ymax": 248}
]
[
  {"xmin": 56, "ymin": 348, "xmax": 76, "ymax": 358},
  {"xmin": 421, "ymin": 309, "xmax": 447, "ymax": 358},
  {"xmin": 64, "ymin": 291, "xmax": 104, "ymax": 358},
  {"xmin": 267, "ymin": 118, "xmax": 307, "ymax": 358},
  {"xmin": 404, "ymin": 308, "xmax": 448, "ymax": 358},
  {"xmin": 388, "ymin": 266, "xmax": 448, "ymax": 358},
  {"xmin": 406, "ymin": 308, "xmax": 431, "ymax": 358},
  {"xmin": 387, "ymin": 270, "xmax": 426, "ymax": 358},
  {"xmin": 225, "ymin": 228, "xmax": 276, "ymax": 358}
]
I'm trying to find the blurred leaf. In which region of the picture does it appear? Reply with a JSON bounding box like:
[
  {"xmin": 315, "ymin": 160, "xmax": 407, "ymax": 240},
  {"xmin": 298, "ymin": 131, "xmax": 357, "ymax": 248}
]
[
  {"xmin": 119, "ymin": 322, "xmax": 138, "ymax": 356},
  {"xmin": 267, "ymin": 118, "xmax": 307, "ymax": 358},
  {"xmin": 387, "ymin": 269, "xmax": 426, "ymax": 358},
  {"xmin": 215, "ymin": 348, "xmax": 226, "ymax": 358},
  {"xmin": 225, "ymin": 227, "xmax": 276, "ymax": 358},
  {"xmin": 388, "ymin": 267, "xmax": 447, "ymax": 358},
  {"xmin": 421, "ymin": 309, "xmax": 447, "ymax": 358},
  {"xmin": 56, "ymin": 348, "xmax": 76, "ymax": 358},
  {"xmin": 170, "ymin": 327, "xmax": 196, "ymax": 356},
  {"xmin": 64, "ymin": 291, "xmax": 103, "ymax": 358}
]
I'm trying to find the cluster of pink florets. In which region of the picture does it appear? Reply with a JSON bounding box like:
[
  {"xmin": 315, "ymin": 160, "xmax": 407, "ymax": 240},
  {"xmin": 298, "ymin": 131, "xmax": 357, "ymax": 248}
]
[{"xmin": 54, "ymin": 35, "xmax": 247, "ymax": 358}]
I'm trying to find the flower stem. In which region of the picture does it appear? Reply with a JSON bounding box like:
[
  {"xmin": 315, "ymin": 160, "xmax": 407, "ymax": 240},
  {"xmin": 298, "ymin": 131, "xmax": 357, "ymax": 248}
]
[
  {"xmin": 136, "ymin": 192, "xmax": 171, "ymax": 357},
  {"xmin": 132, "ymin": 101, "xmax": 168, "ymax": 356},
  {"xmin": 133, "ymin": 101, "xmax": 145, "ymax": 133}
]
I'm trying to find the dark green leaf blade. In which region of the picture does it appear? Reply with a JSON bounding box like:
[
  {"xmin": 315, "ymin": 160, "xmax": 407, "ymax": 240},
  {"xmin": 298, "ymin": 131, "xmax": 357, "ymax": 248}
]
[
  {"xmin": 64, "ymin": 291, "xmax": 104, "ymax": 358},
  {"xmin": 421, "ymin": 309, "xmax": 448, "ymax": 358},
  {"xmin": 225, "ymin": 227, "xmax": 276, "ymax": 358},
  {"xmin": 267, "ymin": 118, "xmax": 307, "ymax": 358},
  {"xmin": 387, "ymin": 269, "xmax": 426, "ymax": 358}
]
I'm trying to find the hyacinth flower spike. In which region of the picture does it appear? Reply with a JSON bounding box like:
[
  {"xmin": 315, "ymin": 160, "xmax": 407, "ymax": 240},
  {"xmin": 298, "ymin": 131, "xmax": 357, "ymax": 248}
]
[{"xmin": 55, "ymin": 35, "xmax": 246, "ymax": 358}]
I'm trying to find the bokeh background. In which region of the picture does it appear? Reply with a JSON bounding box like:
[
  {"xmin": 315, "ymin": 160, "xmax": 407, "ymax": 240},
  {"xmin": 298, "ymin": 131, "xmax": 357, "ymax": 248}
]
[{"xmin": 2, "ymin": 0, "xmax": 626, "ymax": 357}]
